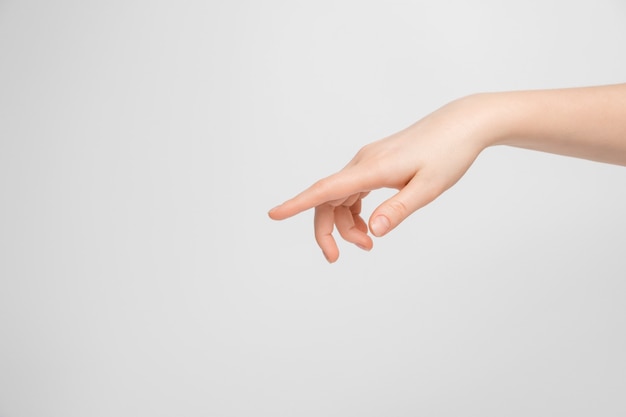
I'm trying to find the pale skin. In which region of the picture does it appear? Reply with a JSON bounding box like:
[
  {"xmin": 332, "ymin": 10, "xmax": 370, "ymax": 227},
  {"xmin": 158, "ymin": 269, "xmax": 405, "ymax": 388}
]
[{"xmin": 268, "ymin": 84, "xmax": 626, "ymax": 262}]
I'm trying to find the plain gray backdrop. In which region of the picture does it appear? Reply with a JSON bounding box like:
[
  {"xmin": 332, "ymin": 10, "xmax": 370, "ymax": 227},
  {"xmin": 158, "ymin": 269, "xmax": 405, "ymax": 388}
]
[{"xmin": 1, "ymin": 1, "xmax": 626, "ymax": 416}]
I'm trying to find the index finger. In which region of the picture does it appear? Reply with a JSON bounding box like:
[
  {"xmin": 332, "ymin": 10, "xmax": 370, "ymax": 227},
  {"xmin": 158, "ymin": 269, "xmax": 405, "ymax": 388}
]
[{"xmin": 268, "ymin": 169, "xmax": 374, "ymax": 221}]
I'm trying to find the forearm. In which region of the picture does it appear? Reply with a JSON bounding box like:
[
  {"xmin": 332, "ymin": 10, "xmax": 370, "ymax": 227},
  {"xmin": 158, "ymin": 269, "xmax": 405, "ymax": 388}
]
[{"xmin": 480, "ymin": 84, "xmax": 626, "ymax": 165}]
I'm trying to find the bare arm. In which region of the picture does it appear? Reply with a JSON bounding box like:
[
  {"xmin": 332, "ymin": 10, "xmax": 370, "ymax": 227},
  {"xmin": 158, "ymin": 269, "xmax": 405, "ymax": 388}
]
[
  {"xmin": 269, "ymin": 84, "xmax": 626, "ymax": 262},
  {"xmin": 485, "ymin": 84, "xmax": 626, "ymax": 165}
]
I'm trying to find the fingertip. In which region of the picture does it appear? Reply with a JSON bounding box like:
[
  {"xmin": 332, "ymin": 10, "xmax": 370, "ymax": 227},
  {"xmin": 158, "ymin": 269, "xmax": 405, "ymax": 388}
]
[
  {"xmin": 323, "ymin": 250, "xmax": 339, "ymax": 263},
  {"xmin": 354, "ymin": 228, "xmax": 374, "ymax": 251},
  {"xmin": 268, "ymin": 205, "xmax": 282, "ymax": 220},
  {"xmin": 356, "ymin": 241, "xmax": 373, "ymax": 252},
  {"xmin": 370, "ymin": 215, "xmax": 391, "ymax": 237},
  {"xmin": 268, "ymin": 203, "xmax": 293, "ymax": 220}
]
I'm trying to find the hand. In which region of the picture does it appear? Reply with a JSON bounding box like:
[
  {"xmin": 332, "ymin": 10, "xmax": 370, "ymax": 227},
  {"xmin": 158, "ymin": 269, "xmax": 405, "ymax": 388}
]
[
  {"xmin": 270, "ymin": 85, "xmax": 626, "ymax": 262},
  {"xmin": 269, "ymin": 94, "xmax": 497, "ymax": 262}
]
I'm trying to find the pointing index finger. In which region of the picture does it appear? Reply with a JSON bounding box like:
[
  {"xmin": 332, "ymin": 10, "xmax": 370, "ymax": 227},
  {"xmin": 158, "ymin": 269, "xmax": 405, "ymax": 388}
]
[{"xmin": 268, "ymin": 169, "xmax": 372, "ymax": 221}]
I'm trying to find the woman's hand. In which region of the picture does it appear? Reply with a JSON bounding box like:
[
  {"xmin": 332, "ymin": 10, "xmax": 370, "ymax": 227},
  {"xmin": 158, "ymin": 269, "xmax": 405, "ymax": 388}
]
[
  {"xmin": 268, "ymin": 94, "xmax": 497, "ymax": 262},
  {"xmin": 270, "ymin": 84, "xmax": 626, "ymax": 262}
]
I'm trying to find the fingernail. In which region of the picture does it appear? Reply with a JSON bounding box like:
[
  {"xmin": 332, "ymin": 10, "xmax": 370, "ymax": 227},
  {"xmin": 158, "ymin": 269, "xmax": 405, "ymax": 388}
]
[
  {"xmin": 356, "ymin": 243, "xmax": 371, "ymax": 251},
  {"xmin": 371, "ymin": 215, "xmax": 390, "ymax": 237}
]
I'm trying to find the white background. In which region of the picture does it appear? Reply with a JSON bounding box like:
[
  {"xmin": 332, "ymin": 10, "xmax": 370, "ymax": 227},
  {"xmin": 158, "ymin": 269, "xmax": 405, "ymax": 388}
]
[{"xmin": 1, "ymin": 1, "xmax": 626, "ymax": 416}]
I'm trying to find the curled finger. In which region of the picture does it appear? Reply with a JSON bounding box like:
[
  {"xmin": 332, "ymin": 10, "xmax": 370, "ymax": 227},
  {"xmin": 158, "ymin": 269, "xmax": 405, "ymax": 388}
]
[
  {"xmin": 314, "ymin": 204, "xmax": 339, "ymax": 262},
  {"xmin": 334, "ymin": 206, "xmax": 373, "ymax": 251}
]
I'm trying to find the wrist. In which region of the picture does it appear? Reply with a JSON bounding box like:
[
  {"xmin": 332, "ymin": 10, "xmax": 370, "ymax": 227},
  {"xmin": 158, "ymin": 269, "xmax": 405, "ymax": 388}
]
[{"xmin": 460, "ymin": 92, "xmax": 519, "ymax": 150}]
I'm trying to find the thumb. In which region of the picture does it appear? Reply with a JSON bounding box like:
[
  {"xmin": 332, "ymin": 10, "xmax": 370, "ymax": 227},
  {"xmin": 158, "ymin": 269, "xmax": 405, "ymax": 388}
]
[{"xmin": 369, "ymin": 175, "xmax": 440, "ymax": 237}]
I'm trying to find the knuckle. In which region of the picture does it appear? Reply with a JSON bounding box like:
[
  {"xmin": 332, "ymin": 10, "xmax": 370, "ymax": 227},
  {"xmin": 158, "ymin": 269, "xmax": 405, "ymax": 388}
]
[
  {"xmin": 312, "ymin": 178, "xmax": 331, "ymax": 193},
  {"xmin": 313, "ymin": 177, "xmax": 328, "ymax": 188},
  {"xmin": 386, "ymin": 199, "xmax": 409, "ymax": 218},
  {"xmin": 314, "ymin": 227, "xmax": 330, "ymax": 246},
  {"xmin": 353, "ymin": 143, "xmax": 375, "ymax": 162},
  {"xmin": 356, "ymin": 144, "xmax": 371, "ymax": 156},
  {"xmin": 336, "ymin": 227, "xmax": 349, "ymax": 240}
]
